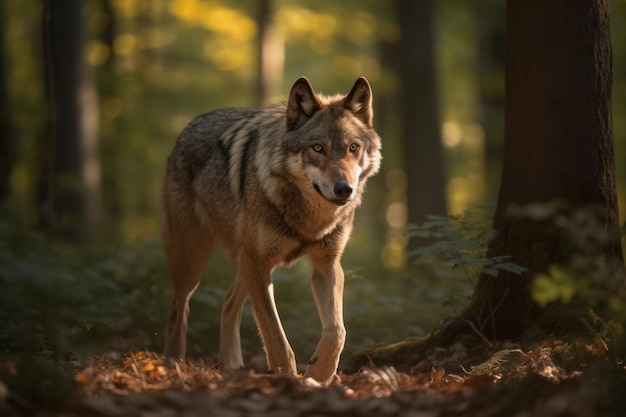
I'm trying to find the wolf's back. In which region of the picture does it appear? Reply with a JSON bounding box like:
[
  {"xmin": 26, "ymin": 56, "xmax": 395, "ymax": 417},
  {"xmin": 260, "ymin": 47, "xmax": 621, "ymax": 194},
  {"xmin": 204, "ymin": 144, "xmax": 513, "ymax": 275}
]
[
  {"xmin": 177, "ymin": 108, "xmax": 263, "ymax": 144},
  {"xmin": 163, "ymin": 105, "xmax": 287, "ymax": 254}
]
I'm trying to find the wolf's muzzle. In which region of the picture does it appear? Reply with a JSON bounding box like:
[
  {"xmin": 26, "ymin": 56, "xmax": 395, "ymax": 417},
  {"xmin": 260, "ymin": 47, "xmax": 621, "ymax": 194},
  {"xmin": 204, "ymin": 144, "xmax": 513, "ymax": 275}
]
[{"xmin": 312, "ymin": 181, "xmax": 354, "ymax": 205}]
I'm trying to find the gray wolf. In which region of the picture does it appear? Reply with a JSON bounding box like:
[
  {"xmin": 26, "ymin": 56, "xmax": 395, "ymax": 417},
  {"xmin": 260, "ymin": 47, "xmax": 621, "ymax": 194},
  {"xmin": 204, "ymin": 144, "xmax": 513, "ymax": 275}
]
[{"xmin": 162, "ymin": 77, "xmax": 382, "ymax": 385}]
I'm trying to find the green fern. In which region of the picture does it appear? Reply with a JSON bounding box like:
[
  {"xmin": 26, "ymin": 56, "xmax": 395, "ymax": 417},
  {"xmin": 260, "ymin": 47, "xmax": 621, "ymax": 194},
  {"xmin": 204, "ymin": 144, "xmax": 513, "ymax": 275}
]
[{"xmin": 407, "ymin": 210, "xmax": 527, "ymax": 279}]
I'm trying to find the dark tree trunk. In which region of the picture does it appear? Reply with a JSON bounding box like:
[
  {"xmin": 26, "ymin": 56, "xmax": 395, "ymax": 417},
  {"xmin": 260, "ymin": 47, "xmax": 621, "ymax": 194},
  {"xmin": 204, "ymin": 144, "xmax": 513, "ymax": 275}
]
[
  {"xmin": 468, "ymin": 0, "xmax": 623, "ymax": 340},
  {"xmin": 41, "ymin": 0, "xmax": 102, "ymax": 240},
  {"xmin": 0, "ymin": 3, "xmax": 17, "ymax": 202},
  {"xmin": 475, "ymin": 1, "xmax": 506, "ymax": 204},
  {"xmin": 347, "ymin": 0, "xmax": 624, "ymax": 373},
  {"xmin": 397, "ymin": 0, "xmax": 447, "ymax": 225}
]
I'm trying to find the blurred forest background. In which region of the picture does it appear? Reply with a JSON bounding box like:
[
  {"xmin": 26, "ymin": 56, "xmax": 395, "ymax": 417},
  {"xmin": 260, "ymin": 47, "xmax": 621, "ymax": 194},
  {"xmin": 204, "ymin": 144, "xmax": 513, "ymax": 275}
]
[{"xmin": 1, "ymin": 0, "xmax": 625, "ymax": 366}]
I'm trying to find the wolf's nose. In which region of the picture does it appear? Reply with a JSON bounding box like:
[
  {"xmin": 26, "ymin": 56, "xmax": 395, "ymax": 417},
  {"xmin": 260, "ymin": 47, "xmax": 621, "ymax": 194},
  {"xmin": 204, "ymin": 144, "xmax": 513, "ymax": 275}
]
[{"xmin": 334, "ymin": 181, "xmax": 353, "ymax": 199}]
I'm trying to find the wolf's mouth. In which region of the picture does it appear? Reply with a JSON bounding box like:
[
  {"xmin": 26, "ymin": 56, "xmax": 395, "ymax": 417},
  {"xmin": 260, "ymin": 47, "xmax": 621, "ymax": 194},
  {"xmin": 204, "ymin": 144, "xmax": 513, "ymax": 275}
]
[{"xmin": 312, "ymin": 183, "xmax": 351, "ymax": 206}]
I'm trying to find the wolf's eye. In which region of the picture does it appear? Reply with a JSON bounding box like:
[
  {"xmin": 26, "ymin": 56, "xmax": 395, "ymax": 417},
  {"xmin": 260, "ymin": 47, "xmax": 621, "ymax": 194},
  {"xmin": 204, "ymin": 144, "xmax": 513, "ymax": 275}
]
[
  {"xmin": 349, "ymin": 143, "xmax": 360, "ymax": 152},
  {"xmin": 312, "ymin": 144, "xmax": 323, "ymax": 153}
]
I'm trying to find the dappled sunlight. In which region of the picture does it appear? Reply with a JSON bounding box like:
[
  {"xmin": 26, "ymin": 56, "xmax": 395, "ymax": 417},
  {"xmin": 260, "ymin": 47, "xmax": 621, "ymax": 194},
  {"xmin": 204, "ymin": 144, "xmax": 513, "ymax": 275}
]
[
  {"xmin": 385, "ymin": 202, "xmax": 407, "ymax": 230},
  {"xmin": 113, "ymin": 33, "xmax": 137, "ymax": 56},
  {"xmin": 169, "ymin": 0, "xmax": 256, "ymax": 75},
  {"xmin": 442, "ymin": 121, "xmax": 462, "ymax": 148},
  {"xmin": 447, "ymin": 175, "xmax": 486, "ymax": 215},
  {"xmin": 86, "ymin": 41, "xmax": 111, "ymax": 66},
  {"xmin": 169, "ymin": 0, "xmax": 256, "ymax": 42},
  {"xmin": 381, "ymin": 232, "xmax": 407, "ymax": 270},
  {"xmin": 278, "ymin": 7, "xmax": 389, "ymax": 80},
  {"xmin": 443, "ymin": 121, "xmax": 488, "ymax": 214},
  {"xmin": 203, "ymin": 37, "xmax": 253, "ymax": 73},
  {"xmin": 111, "ymin": 0, "xmax": 151, "ymax": 18},
  {"xmin": 278, "ymin": 8, "xmax": 338, "ymax": 53},
  {"xmin": 381, "ymin": 169, "xmax": 409, "ymax": 271},
  {"xmin": 1, "ymin": 1, "xmax": 626, "ymax": 414}
]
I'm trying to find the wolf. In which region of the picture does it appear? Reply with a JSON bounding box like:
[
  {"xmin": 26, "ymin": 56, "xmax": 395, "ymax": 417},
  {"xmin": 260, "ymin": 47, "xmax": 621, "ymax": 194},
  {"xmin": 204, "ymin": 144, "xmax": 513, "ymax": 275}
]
[{"xmin": 162, "ymin": 76, "xmax": 382, "ymax": 386}]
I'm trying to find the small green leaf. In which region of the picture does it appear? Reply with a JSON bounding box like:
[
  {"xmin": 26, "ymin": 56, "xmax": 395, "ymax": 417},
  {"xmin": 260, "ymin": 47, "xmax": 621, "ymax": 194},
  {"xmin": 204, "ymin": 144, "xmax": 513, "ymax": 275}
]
[{"xmin": 532, "ymin": 265, "xmax": 580, "ymax": 307}]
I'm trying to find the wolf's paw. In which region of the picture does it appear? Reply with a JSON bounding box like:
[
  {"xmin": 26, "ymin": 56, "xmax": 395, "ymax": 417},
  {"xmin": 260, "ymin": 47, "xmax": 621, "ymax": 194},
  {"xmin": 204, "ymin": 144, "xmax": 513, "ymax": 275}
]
[{"xmin": 303, "ymin": 360, "xmax": 338, "ymax": 386}]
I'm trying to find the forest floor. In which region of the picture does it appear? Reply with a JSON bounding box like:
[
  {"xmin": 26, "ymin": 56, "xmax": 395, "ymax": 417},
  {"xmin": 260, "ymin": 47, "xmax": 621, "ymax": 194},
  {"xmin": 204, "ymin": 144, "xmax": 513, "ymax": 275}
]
[{"xmin": 1, "ymin": 337, "xmax": 624, "ymax": 417}]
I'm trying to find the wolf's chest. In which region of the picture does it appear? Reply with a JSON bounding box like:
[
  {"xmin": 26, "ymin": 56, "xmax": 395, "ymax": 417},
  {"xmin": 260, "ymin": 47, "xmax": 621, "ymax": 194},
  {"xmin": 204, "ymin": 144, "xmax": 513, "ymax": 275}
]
[{"xmin": 249, "ymin": 208, "xmax": 348, "ymax": 265}]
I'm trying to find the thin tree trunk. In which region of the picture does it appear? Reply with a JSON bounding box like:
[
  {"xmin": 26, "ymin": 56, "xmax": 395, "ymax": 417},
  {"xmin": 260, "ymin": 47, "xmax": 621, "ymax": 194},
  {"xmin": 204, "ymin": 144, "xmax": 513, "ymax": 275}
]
[
  {"xmin": 397, "ymin": 0, "xmax": 447, "ymax": 225},
  {"xmin": 475, "ymin": 1, "xmax": 506, "ymax": 204},
  {"xmin": 256, "ymin": 0, "xmax": 283, "ymax": 107},
  {"xmin": 41, "ymin": 0, "xmax": 102, "ymax": 240},
  {"xmin": 0, "ymin": 3, "xmax": 17, "ymax": 202}
]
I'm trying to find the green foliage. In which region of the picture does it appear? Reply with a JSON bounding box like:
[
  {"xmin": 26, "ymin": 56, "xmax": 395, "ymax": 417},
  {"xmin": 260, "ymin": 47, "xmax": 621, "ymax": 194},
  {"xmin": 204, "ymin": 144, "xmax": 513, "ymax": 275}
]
[
  {"xmin": 406, "ymin": 210, "xmax": 527, "ymax": 280},
  {"xmin": 0, "ymin": 210, "xmax": 426, "ymax": 368},
  {"xmin": 0, "ymin": 205, "xmax": 479, "ymax": 374},
  {"xmin": 533, "ymin": 265, "xmax": 586, "ymax": 308},
  {"xmin": 0, "ymin": 213, "xmax": 169, "ymax": 357},
  {"xmin": 527, "ymin": 206, "xmax": 626, "ymax": 314}
]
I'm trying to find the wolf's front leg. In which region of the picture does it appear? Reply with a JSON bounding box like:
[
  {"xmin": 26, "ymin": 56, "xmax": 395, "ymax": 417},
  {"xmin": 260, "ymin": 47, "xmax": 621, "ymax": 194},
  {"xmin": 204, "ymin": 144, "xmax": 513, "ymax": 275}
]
[
  {"xmin": 239, "ymin": 253, "xmax": 297, "ymax": 375},
  {"xmin": 304, "ymin": 259, "xmax": 346, "ymax": 385}
]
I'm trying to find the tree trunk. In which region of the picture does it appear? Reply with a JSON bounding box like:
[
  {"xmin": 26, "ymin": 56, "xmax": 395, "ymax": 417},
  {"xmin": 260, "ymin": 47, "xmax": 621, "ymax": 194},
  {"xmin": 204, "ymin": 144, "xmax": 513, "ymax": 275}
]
[
  {"xmin": 41, "ymin": 0, "xmax": 102, "ymax": 240},
  {"xmin": 397, "ymin": 0, "xmax": 447, "ymax": 225},
  {"xmin": 347, "ymin": 0, "xmax": 624, "ymax": 373},
  {"xmin": 468, "ymin": 0, "xmax": 623, "ymax": 340},
  {"xmin": 0, "ymin": 3, "xmax": 17, "ymax": 202},
  {"xmin": 475, "ymin": 1, "xmax": 506, "ymax": 205},
  {"xmin": 256, "ymin": 0, "xmax": 283, "ymax": 108}
]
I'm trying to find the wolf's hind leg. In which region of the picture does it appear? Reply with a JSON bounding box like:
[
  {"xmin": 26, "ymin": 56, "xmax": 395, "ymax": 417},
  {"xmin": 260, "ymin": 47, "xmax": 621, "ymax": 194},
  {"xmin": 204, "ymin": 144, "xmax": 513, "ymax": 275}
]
[
  {"xmin": 304, "ymin": 259, "xmax": 346, "ymax": 385},
  {"xmin": 163, "ymin": 220, "xmax": 214, "ymax": 360},
  {"xmin": 218, "ymin": 275, "xmax": 247, "ymax": 368}
]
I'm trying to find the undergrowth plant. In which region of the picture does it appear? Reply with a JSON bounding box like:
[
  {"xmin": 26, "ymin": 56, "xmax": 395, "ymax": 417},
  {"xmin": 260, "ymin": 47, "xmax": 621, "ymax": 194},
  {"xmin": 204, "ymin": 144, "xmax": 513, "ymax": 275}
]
[
  {"xmin": 527, "ymin": 205, "xmax": 626, "ymax": 314},
  {"xmin": 406, "ymin": 209, "xmax": 527, "ymax": 283}
]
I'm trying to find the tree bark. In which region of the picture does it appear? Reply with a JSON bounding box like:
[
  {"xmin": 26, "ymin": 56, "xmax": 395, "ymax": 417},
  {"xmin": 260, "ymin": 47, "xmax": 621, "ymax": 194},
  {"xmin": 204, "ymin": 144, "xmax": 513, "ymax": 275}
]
[
  {"xmin": 397, "ymin": 0, "xmax": 447, "ymax": 225},
  {"xmin": 468, "ymin": 0, "xmax": 623, "ymax": 340}
]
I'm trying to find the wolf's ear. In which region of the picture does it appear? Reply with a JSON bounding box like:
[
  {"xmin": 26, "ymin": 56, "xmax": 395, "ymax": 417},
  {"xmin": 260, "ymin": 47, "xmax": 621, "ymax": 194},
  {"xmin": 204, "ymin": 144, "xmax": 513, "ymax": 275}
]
[
  {"xmin": 344, "ymin": 77, "xmax": 373, "ymax": 127},
  {"xmin": 286, "ymin": 77, "xmax": 323, "ymax": 131}
]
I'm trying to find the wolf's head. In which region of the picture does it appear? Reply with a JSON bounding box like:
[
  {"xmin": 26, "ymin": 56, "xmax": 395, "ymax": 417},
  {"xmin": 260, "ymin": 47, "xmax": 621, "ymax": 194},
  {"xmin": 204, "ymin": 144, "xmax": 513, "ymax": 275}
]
[{"xmin": 284, "ymin": 77, "xmax": 382, "ymax": 207}]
